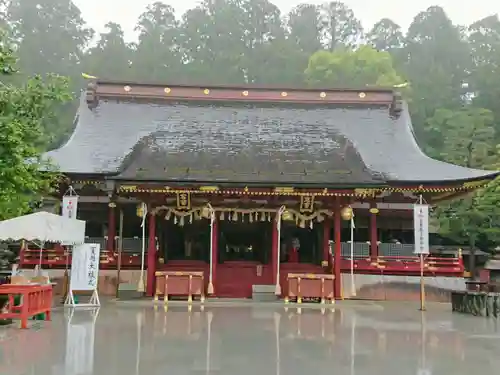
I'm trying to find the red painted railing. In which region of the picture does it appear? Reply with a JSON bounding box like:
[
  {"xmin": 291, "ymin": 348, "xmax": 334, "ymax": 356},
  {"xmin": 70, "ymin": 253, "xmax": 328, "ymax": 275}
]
[
  {"xmin": 334, "ymin": 254, "xmax": 464, "ymax": 276},
  {"xmin": 0, "ymin": 284, "xmax": 53, "ymax": 329}
]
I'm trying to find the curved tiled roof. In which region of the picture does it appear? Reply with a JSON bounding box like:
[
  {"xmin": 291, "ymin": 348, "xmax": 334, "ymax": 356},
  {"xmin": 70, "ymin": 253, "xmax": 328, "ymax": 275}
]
[{"xmin": 44, "ymin": 94, "xmax": 499, "ymax": 185}]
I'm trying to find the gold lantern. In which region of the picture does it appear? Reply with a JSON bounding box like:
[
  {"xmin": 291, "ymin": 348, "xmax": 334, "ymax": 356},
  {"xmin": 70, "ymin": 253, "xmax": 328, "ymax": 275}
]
[
  {"xmin": 136, "ymin": 203, "xmax": 145, "ymax": 218},
  {"xmin": 201, "ymin": 206, "xmax": 212, "ymax": 219},
  {"xmin": 281, "ymin": 210, "xmax": 293, "ymax": 221},
  {"xmin": 340, "ymin": 206, "xmax": 353, "ymax": 221}
]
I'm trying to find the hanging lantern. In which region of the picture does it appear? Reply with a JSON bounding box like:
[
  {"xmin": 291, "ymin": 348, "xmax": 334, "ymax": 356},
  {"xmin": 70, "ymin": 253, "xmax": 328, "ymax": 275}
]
[
  {"xmin": 281, "ymin": 210, "xmax": 293, "ymax": 221},
  {"xmin": 340, "ymin": 206, "xmax": 353, "ymax": 221},
  {"xmin": 136, "ymin": 203, "xmax": 145, "ymax": 218},
  {"xmin": 220, "ymin": 211, "xmax": 225, "ymax": 221},
  {"xmin": 201, "ymin": 206, "xmax": 211, "ymax": 219},
  {"xmin": 232, "ymin": 211, "xmax": 238, "ymax": 221}
]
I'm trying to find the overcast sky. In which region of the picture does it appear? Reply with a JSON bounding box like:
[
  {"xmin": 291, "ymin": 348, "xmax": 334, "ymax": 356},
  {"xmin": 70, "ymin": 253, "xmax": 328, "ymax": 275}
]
[{"xmin": 73, "ymin": 0, "xmax": 500, "ymax": 41}]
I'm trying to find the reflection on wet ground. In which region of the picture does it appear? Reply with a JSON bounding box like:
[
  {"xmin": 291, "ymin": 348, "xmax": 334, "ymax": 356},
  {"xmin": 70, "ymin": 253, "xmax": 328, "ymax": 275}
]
[{"xmin": 1, "ymin": 302, "xmax": 500, "ymax": 375}]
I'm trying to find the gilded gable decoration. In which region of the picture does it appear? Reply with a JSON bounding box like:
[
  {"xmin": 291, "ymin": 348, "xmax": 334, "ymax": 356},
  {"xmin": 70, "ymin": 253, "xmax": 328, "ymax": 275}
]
[
  {"xmin": 176, "ymin": 192, "xmax": 191, "ymax": 210},
  {"xmin": 300, "ymin": 195, "xmax": 315, "ymax": 213}
]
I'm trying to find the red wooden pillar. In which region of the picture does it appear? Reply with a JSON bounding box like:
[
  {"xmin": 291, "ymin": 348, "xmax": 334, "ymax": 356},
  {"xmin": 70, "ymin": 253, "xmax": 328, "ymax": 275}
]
[
  {"xmin": 209, "ymin": 217, "xmax": 219, "ymax": 295},
  {"xmin": 107, "ymin": 202, "xmax": 116, "ymax": 251},
  {"xmin": 322, "ymin": 219, "xmax": 331, "ymax": 265},
  {"xmin": 334, "ymin": 197, "xmax": 342, "ymax": 299},
  {"xmin": 271, "ymin": 216, "xmax": 279, "ymax": 286},
  {"xmin": 369, "ymin": 202, "xmax": 379, "ymax": 261},
  {"xmin": 146, "ymin": 213, "xmax": 156, "ymax": 297}
]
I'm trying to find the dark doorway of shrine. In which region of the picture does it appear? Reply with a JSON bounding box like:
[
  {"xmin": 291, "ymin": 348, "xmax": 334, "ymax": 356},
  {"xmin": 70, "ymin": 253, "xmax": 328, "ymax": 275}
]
[
  {"xmin": 280, "ymin": 222, "xmax": 323, "ymax": 265},
  {"xmin": 216, "ymin": 221, "xmax": 274, "ymax": 298},
  {"xmin": 158, "ymin": 220, "xmax": 210, "ymax": 266}
]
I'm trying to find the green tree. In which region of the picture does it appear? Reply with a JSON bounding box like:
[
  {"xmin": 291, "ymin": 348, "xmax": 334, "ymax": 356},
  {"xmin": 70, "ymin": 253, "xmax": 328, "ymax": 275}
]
[
  {"xmin": 401, "ymin": 6, "xmax": 471, "ymax": 144},
  {"xmin": 84, "ymin": 22, "xmax": 133, "ymax": 80},
  {"xmin": 320, "ymin": 1, "xmax": 363, "ymax": 51},
  {"xmin": 305, "ymin": 45, "xmax": 405, "ymax": 87},
  {"xmin": 0, "ymin": 32, "xmax": 71, "ymax": 220},
  {"xmin": 4, "ymin": 0, "xmax": 92, "ymax": 146},
  {"xmin": 6, "ymin": 0, "xmax": 92, "ymax": 78},
  {"xmin": 367, "ymin": 18, "xmax": 404, "ymax": 52},
  {"xmin": 424, "ymin": 107, "xmax": 495, "ymax": 165},
  {"xmin": 287, "ymin": 4, "xmax": 323, "ymax": 55},
  {"xmin": 131, "ymin": 1, "xmax": 183, "ymax": 82},
  {"xmin": 467, "ymin": 15, "xmax": 500, "ymax": 137}
]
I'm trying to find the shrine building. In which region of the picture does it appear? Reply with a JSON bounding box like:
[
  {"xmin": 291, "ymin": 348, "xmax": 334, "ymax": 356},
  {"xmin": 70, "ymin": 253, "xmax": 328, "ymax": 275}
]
[{"xmin": 26, "ymin": 80, "xmax": 499, "ymax": 300}]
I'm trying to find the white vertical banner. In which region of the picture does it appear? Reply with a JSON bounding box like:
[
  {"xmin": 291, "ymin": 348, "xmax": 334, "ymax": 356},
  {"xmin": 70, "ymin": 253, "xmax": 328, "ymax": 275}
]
[
  {"xmin": 62, "ymin": 195, "xmax": 79, "ymax": 219},
  {"xmin": 66, "ymin": 243, "xmax": 100, "ymax": 307},
  {"xmin": 69, "ymin": 243, "xmax": 100, "ymax": 291},
  {"xmin": 413, "ymin": 204, "xmax": 429, "ymax": 255}
]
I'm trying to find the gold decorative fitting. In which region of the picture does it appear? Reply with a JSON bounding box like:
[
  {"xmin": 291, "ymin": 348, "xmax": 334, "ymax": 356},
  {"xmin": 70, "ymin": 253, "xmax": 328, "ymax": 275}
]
[
  {"xmin": 242, "ymin": 90, "xmax": 249, "ymax": 96},
  {"xmin": 176, "ymin": 192, "xmax": 191, "ymax": 210},
  {"xmin": 358, "ymin": 92, "xmax": 366, "ymax": 98},
  {"xmin": 108, "ymin": 202, "xmax": 117, "ymax": 208},
  {"xmin": 203, "ymin": 89, "xmax": 210, "ymax": 95},
  {"xmin": 340, "ymin": 206, "xmax": 353, "ymax": 221},
  {"xmin": 124, "ymin": 85, "xmax": 131, "ymax": 92},
  {"xmin": 282, "ymin": 210, "xmax": 294, "ymax": 221},
  {"xmin": 300, "ymin": 195, "xmax": 314, "ymax": 213},
  {"xmin": 164, "ymin": 87, "xmax": 171, "ymax": 94},
  {"xmin": 369, "ymin": 207, "xmax": 379, "ymax": 214},
  {"xmin": 136, "ymin": 203, "xmax": 146, "ymax": 218},
  {"xmin": 281, "ymin": 91, "xmax": 288, "ymax": 97},
  {"xmin": 320, "ymin": 92, "xmax": 326, "ymax": 98}
]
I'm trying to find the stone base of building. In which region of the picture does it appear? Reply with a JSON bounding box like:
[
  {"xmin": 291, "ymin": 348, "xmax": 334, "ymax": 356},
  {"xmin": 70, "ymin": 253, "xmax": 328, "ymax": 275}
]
[{"xmin": 37, "ymin": 269, "xmax": 465, "ymax": 303}]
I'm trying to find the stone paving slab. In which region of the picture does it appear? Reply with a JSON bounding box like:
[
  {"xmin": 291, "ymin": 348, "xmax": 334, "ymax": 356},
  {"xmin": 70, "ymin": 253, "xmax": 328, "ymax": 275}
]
[{"xmin": 1, "ymin": 301, "xmax": 500, "ymax": 375}]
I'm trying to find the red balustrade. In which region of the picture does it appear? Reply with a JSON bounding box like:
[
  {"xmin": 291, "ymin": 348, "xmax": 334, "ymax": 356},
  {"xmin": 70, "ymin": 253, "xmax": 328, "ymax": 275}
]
[{"xmin": 0, "ymin": 284, "xmax": 53, "ymax": 329}]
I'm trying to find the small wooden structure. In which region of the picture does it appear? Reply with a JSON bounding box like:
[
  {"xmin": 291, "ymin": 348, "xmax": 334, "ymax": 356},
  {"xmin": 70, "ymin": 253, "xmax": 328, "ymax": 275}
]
[
  {"xmin": 154, "ymin": 271, "xmax": 205, "ymax": 304},
  {"xmin": 285, "ymin": 273, "xmax": 334, "ymax": 304},
  {"xmin": 0, "ymin": 284, "xmax": 53, "ymax": 328}
]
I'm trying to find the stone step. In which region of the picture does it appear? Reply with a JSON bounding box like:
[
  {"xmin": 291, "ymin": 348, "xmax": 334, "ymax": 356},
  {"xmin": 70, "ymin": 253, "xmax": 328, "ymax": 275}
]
[{"xmin": 252, "ymin": 285, "xmax": 278, "ymax": 302}]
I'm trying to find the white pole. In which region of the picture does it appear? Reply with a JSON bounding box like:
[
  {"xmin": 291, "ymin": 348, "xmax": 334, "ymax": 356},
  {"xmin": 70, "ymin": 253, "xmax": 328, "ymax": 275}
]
[
  {"xmin": 138, "ymin": 203, "xmax": 147, "ymax": 292},
  {"xmin": 207, "ymin": 204, "xmax": 215, "ymax": 295},
  {"xmin": 350, "ymin": 214, "xmax": 356, "ymax": 297},
  {"xmin": 275, "ymin": 206, "xmax": 286, "ymax": 295}
]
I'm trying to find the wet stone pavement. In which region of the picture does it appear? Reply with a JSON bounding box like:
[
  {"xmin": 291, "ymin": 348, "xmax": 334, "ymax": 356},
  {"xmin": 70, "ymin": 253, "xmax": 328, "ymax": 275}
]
[{"xmin": 1, "ymin": 302, "xmax": 500, "ymax": 375}]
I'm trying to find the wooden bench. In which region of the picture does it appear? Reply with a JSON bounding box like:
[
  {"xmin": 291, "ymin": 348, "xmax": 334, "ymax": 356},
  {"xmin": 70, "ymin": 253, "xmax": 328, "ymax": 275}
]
[
  {"xmin": 154, "ymin": 271, "xmax": 205, "ymax": 304},
  {"xmin": 285, "ymin": 273, "xmax": 334, "ymax": 304}
]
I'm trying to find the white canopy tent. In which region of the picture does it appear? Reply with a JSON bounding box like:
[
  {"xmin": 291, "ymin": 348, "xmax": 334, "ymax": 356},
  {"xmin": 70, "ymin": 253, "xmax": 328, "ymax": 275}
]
[{"xmin": 0, "ymin": 211, "xmax": 86, "ymax": 267}]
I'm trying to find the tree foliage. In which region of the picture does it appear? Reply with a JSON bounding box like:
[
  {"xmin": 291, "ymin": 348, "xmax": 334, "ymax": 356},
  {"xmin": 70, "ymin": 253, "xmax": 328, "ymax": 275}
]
[
  {"xmin": 305, "ymin": 45, "xmax": 405, "ymax": 88},
  {"xmin": 0, "ymin": 32, "xmax": 71, "ymax": 220}
]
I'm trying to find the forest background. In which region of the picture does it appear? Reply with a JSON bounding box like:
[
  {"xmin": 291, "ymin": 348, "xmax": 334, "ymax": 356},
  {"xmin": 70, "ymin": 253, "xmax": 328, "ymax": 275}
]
[{"xmin": 1, "ymin": 0, "xmax": 500, "ymax": 252}]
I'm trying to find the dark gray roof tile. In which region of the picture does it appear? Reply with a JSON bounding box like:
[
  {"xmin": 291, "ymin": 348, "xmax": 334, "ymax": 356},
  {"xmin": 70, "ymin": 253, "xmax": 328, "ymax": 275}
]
[{"xmin": 44, "ymin": 94, "xmax": 499, "ymax": 184}]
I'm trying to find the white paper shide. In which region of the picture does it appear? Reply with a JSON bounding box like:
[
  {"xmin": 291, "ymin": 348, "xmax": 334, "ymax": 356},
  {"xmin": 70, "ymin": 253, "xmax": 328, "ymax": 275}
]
[{"xmin": 413, "ymin": 204, "xmax": 429, "ymax": 255}]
